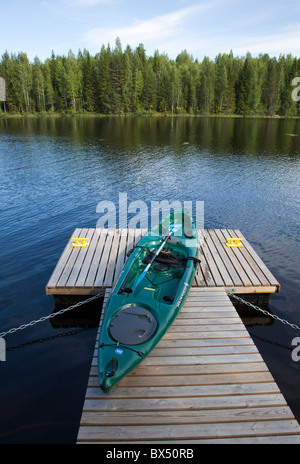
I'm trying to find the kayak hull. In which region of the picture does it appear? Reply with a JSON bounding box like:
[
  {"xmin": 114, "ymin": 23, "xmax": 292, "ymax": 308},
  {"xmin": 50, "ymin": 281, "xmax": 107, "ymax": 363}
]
[{"xmin": 98, "ymin": 209, "xmax": 199, "ymax": 392}]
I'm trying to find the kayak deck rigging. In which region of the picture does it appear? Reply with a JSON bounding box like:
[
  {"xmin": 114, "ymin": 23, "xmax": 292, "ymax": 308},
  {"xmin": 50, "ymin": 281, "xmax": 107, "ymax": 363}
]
[{"xmin": 118, "ymin": 239, "xmax": 200, "ymax": 305}]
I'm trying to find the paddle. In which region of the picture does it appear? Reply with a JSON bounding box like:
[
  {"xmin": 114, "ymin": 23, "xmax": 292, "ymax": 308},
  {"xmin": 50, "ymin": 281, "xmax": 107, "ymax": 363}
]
[{"xmin": 132, "ymin": 224, "xmax": 180, "ymax": 295}]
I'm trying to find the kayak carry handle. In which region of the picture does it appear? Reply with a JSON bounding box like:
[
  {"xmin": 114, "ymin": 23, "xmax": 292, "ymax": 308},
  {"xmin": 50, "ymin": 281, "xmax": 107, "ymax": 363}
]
[
  {"xmin": 118, "ymin": 269, "xmax": 133, "ymax": 294},
  {"xmin": 119, "ymin": 287, "xmax": 133, "ymax": 294},
  {"xmin": 163, "ymin": 295, "xmax": 174, "ymax": 302},
  {"xmin": 105, "ymin": 357, "xmax": 118, "ymax": 378}
]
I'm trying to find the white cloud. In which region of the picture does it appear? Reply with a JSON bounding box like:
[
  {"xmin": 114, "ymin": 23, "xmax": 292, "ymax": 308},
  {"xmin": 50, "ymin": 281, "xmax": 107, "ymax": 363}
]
[
  {"xmin": 231, "ymin": 23, "xmax": 300, "ymax": 57},
  {"xmin": 83, "ymin": 2, "xmax": 219, "ymax": 52},
  {"xmin": 65, "ymin": 0, "xmax": 300, "ymax": 59},
  {"xmin": 63, "ymin": 0, "xmax": 109, "ymax": 5}
]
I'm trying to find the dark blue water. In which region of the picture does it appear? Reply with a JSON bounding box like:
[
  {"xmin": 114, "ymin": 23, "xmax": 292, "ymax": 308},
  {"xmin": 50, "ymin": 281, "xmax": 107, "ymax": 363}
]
[{"xmin": 0, "ymin": 115, "xmax": 299, "ymax": 443}]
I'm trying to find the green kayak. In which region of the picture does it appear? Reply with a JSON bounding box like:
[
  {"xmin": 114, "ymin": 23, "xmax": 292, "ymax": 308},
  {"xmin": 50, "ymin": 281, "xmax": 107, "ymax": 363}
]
[{"xmin": 98, "ymin": 209, "xmax": 200, "ymax": 392}]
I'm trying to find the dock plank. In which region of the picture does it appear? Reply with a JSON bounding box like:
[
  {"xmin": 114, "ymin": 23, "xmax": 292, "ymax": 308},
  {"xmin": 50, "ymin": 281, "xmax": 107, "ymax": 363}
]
[
  {"xmin": 79, "ymin": 405, "xmax": 295, "ymax": 426},
  {"xmin": 77, "ymin": 420, "xmax": 300, "ymax": 442},
  {"xmin": 84, "ymin": 229, "xmax": 107, "ymax": 289}
]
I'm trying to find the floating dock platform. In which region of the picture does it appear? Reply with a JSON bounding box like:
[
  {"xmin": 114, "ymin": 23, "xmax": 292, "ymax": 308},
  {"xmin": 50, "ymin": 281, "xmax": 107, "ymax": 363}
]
[
  {"xmin": 45, "ymin": 228, "xmax": 300, "ymax": 443},
  {"xmin": 46, "ymin": 228, "xmax": 280, "ymax": 297}
]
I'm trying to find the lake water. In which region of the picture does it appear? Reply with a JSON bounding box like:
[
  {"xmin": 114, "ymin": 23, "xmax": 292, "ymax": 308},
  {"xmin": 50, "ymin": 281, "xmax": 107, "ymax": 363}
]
[{"xmin": 0, "ymin": 115, "xmax": 299, "ymax": 443}]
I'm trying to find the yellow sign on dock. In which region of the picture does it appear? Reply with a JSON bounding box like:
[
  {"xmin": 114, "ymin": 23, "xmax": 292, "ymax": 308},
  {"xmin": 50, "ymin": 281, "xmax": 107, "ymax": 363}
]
[
  {"xmin": 226, "ymin": 237, "xmax": 244, "ymax": 247},
  {"xmin": 71, "ymin": 237, "xmax": 90, "ymax": 247}
]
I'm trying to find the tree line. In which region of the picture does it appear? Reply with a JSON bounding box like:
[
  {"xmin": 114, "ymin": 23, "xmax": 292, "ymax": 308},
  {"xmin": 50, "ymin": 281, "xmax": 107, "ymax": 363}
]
[{"xmin": 0, "ymin": 38, "xmax": 300, "ymax": 116}]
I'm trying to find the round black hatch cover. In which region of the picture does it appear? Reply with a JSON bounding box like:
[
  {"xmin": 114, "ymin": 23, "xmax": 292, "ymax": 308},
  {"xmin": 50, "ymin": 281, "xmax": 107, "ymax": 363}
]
[{"xmin": 109, "ymin": 306, "xmax": 158, "ymax": 346}]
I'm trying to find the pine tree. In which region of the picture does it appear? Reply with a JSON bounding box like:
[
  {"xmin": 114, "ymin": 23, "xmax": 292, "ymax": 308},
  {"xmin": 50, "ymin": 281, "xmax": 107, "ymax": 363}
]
[
  {"xmin": 199, "ymin": 57, "xmax": 215, "ymax": 114},
  {"xmin": 63, "ymin": 50, "xmax": 82, "ymax": 111},
  {"xmin": 32, "ymin": 57, "xmax": 45, "ymax": 112},
  {"xmin": 42, "ymin": 60, "xmax": 55, "ymax": 111},
  {"xmin": 166, "ymin": 62, "xmax": 178, "ymax": 114},
  {"xmin": 16, "ymin": 52, "xmax": 32, "ymax": 112},
  {"xmin": 225, "ymin": 63, "xmax": 236, "ymax": 113},
  {"xmin": 97, "ymin": 45, "xmax": 112, "ymax": 113},
  {"xmin": 56, "ymin": 57, "xmax": 68, "ymax": 110},
  {"xmin": 110, "ymin": 38, "xmax": 123, "ymax": 113},
  {"xmin": 236, "ymin": 54, "xmax": 252, "ymax": 115},
  {"xmin": 262, "ymin": 57, "xmax": 281, "ymax": 115},
  {"xmin": 81, "ymin": 49, "xmax": 96, "ymax": 112},
  {"xmin": 133, "ymin": 69, "xmax": 144, "ymax": 111},
  {"xmin": 215, "ymin": 54, "xmax": 228, "ymax": 113},
  {"xmin": 122, "ymin": 45, "xmax": 134, "ymax": 112},
  {"xmin": 3, "ymin": 53, "xmax": 20, "ymax": 112}
]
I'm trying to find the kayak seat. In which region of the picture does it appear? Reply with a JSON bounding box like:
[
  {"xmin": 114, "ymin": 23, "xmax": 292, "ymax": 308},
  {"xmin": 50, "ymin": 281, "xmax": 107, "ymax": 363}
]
[
  {"xmin": 142, "ymin": 250, "xmax": 186, "ymax": 269},
  {"xmin": 154, "ymin": 263, "xmax": 169, "ymax": 272}
]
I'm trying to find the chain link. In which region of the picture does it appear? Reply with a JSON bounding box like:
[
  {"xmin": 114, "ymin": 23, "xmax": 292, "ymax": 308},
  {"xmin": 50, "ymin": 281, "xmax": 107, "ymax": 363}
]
[
  {"xmin": 2, "ymin": 291, "xmax": 298, "ymax": 339},
  {"xmin": 0, "ymin": 292, "xmax": 105, "ymax": 339},
  {"xmin": 228, "ymin": 293, "xmax": 300, "ymax": 331}
]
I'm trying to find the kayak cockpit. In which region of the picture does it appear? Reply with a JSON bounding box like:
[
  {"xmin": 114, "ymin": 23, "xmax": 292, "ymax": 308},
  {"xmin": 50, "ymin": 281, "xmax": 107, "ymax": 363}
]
[{"xmin": 117, "ymin": 241, "xmax": 189, "ymax": 304}]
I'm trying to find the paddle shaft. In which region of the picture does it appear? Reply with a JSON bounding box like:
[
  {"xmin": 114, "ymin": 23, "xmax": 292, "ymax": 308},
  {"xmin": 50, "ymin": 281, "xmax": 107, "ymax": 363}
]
[
  {"xmin": 132, "ymin": 230, "xmax": 173, "ymax": 293},
  {"xmin": 143, "ymin": 232, "xmax": 172, "ymax": 273}
]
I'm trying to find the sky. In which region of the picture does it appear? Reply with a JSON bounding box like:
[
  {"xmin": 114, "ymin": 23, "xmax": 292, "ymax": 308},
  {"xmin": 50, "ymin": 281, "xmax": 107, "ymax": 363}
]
[{"xmin": 1, "ymin": 0, "xmax": 300, "ymax": 62}]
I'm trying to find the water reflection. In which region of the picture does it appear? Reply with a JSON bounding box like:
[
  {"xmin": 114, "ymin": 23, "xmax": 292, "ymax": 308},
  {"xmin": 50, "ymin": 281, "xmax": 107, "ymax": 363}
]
[
  {"xmin": 1, "ymin": 115, "xmax": 300, "ymax": 153},
  {"xmin": 0, "ymin": 115, "xmax": 299, "ymax": 443}
]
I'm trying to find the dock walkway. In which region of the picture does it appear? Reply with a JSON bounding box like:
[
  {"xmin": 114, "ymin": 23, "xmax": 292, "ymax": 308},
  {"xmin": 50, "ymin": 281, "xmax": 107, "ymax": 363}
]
[{"xmin": 77, "ymin": 288, "xmax": 300, "ymax": 444}]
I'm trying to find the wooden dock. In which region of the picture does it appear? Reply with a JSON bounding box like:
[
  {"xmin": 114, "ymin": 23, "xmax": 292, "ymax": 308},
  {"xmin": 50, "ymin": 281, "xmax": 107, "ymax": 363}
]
[
  {"xmin": 77, "ymin": 288, "xmax": 300, "ymax": 444},
  {"xmin": 46, "ymin": 228, "xmax": 280, "ymax": 297},
  {"xmin": 45, "ymin": 228, "xmax": 300, "ymax": 443}
]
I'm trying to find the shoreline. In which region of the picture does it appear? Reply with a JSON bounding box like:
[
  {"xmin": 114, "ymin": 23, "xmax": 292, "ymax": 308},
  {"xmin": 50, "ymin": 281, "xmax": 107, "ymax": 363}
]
[{"xmin": 1, "ymin": 111, "xmax": 300, "ymax": 120}]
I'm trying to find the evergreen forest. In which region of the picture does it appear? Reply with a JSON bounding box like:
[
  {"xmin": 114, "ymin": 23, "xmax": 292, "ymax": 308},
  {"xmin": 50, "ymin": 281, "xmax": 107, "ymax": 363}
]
[{"xmin": 1, "ymin": 38, "xmax": 300, "ymax": 116}]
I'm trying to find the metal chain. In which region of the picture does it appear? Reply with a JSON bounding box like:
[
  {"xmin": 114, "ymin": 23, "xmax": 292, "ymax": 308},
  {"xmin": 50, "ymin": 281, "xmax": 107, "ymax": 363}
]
[
  {"xmin": 228, "ymin": 293, "xmax": 300, "ymax": 331},
  {"xmin": 0, "ymin": 292, "xmax": 105, "ymax": 339},
  {"xmin": 3, "ymin": 290, "xmax": 299, "ymax": 338}
]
